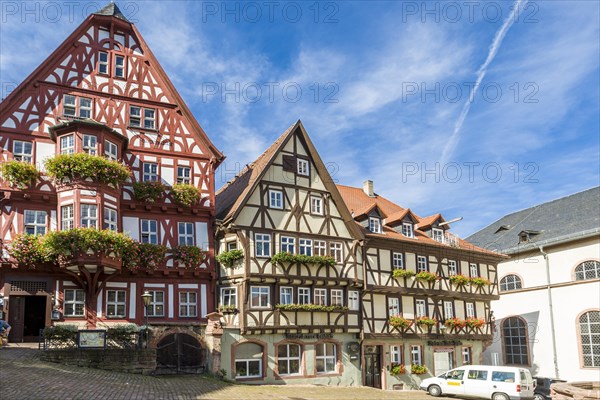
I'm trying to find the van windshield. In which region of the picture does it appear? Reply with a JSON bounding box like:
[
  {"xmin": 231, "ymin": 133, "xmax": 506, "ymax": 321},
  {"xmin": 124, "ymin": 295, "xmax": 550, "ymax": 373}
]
[
  {"xmin": 446, "ymin": 369, "xmax": 465, "ymax": 380},
  {"xmin": 492, "ymin": 371, "xmax": 515, "ymax": 382}
]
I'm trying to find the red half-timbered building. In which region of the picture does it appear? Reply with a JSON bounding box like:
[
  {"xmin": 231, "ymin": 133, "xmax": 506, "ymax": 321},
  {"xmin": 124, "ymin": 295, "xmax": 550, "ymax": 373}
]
[{"xmin": 0, "ymin": 3, "xmax": 223, "ymax": 348}]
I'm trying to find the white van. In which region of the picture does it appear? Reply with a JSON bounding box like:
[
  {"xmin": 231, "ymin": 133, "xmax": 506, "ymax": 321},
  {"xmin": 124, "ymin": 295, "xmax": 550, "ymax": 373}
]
[{"xmin": 419, "ymin": 365, "xmax": 535, "ymax": 400}]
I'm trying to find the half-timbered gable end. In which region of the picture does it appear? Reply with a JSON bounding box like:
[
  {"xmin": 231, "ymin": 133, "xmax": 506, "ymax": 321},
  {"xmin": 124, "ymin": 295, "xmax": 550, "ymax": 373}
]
[
  {"xmin": 0, "ymin": 3, "xmax": 223, "ymax": 358},
  {"xmin": 215, "ymin": 120, "xmax": 364, "ymax": 384},
  {"xmin": 337, "ymin": 183, "xmax": 507, "ymax": 390}
]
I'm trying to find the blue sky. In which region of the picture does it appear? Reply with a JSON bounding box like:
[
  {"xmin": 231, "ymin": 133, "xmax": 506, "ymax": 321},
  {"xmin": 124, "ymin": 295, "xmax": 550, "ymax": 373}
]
[{"xmin": 1, "ymin": 0, "xmax": 598, "ymax": 237}]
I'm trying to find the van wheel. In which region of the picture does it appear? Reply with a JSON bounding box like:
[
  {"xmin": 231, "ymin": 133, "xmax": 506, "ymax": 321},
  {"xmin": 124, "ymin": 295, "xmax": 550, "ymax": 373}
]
[
  {"xmin": 534, "ymin": 395, "xmax": 545, "ymax": 400},
  {"xmin": 428, "ymin": 385, "xmax": 442, "ymax": 397},
  {"xmin": 492, "ymin": 393, "xmax": 509, "ymax": 400}
]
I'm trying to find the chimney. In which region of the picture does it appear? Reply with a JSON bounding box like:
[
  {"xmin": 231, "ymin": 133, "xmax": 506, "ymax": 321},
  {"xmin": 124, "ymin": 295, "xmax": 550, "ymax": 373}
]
[{"xmin": 363, "ymin": 180, "xmax": 374, "ymax": 197}]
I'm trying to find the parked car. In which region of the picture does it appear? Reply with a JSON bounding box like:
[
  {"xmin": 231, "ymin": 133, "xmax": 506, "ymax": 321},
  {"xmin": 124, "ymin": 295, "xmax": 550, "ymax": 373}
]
[
  {"xmin": 533, "ymin": 377, "xmax": 567, "ymax": 400},
  {"xmin": 419, "ymin": 365, "xmax": 535, "ymax": 400}
]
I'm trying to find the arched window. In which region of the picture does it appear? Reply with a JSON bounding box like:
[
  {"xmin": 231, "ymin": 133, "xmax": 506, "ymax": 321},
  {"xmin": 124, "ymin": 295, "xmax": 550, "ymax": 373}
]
[
  {"xmin": 502, "ymin": 317, "xmax": 529, "ymax": 365},
  {"xmin": 234, "ymin": 342, "xmax": 264, "ymax": 378},
  {"xmin": 575, "ymin": 261, "xmax": 600, "ymax": 281},
  {"xmin": 579, "ymin": 310, "xmax": 600, "ymax": 367},
  {"xmin": 500, "ymin": 275, "xmax": 522, "ymax": 292}
]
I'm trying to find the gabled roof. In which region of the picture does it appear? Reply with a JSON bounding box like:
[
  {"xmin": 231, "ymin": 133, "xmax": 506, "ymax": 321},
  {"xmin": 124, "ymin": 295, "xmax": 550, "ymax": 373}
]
[
  {"xmin": 94, "ymin": 2, "xmax": 129, "ymax": 21},
  {"xmin": 416, "ymin": 213, "xmax": 445, "ymax": 230},
  {"xmin": 215, "ymin": 120, "xmax": 364, "ymax": 240},
  {"xmin": 337, "ymin": 185, "xmax": 404, "ymax": 217},
  {"xmin": 467, "ymin": 186, "xmax": 600, "ymax": 254},
  {"xmin": 386, "ymin": 208, "xmax": 420, "ymax": 226}
]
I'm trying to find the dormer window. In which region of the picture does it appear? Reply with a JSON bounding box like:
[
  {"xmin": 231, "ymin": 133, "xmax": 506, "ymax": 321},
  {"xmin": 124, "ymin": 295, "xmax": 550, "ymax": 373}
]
[
  {"xmin": 297, "ymin": 159, "xmax": 309, "ymax": 176},
  {"xmin": 432, "ymin": 228, "xmax": 444, "ymax": 243},
  {"xmin": 518, "ymin": 230, "xmax": 541, "ymax": 243},
  {"xmin": 369, "ymin": 217, "xmax": 382, "ymax": 233},
  {"xmin": 402, "ymin": 222, "xmax": 414, "ymax": 238}
]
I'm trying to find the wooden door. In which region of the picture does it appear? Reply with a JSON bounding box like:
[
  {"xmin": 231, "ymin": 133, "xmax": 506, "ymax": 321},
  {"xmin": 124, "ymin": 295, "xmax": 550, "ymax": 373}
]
[
  {"xmin": 364, "ymin": 345, "xmax": 382, "ymax": 388},
  {"xmin": 8, "ymin": 296, "xmax": 25, "ymax": 342}
]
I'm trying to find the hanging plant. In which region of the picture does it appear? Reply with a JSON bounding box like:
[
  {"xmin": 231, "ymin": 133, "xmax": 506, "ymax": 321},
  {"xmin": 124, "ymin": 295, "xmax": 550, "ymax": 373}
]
[
  {"xmin": 448, "ymin": 274, "xmax": 470, "ymax": 286},
  {"xmin": 173, "ymin": 245, "xmax": 205, "ymax": 269},
  {"xmin": 415, "ymin": 271, "xmax": 439, "ymax": 283},
  {"xmin": 44, "ymin": 153, "xmax": 130, "ymax": 186},
  {"xmin": 215, "ymin": 249, "xmax": 244, "ymax": 267},
  {"xmin": 137, "ymin": 242, "xmax": 167, "ymax": 271},
  {"xmin": 8, "ymin": 234, "xmax": 49, "ymax": 268},
  {"xmin": 133, "ymin": 181, "xmax": 165, "ymax": 203},
  {"xmin": 389, "ymin": 316, "xmax": 412, "ymax": 329},
  {"xmin": 171, "ymin": 183, "xmax": 201, "ymax": 207},
  {"xmin": 0, "ymin": 161, "xmax": 39, "ymax": 189},
  {"xmin": 392, "ymin": 269, "xmax": 415, "ymax": 279}
]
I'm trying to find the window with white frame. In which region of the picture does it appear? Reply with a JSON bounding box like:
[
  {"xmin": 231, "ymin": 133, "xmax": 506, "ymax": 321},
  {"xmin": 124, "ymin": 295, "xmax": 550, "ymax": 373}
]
[
  {"xmin": 314, "ymin": 288, "xmax": 327, "ymax": 306},
  {"xmin": 369, "ymin": 217, "xmax": 382, "ymax": 233},
  {"xmin": 98, "ymin": 51, "xmax": 109, "ymax": 74},
  {"xmin": 220, "ymin": 287, "xmax": 237, "ymax": 307},
  {"xmin": 60, "ymin": 135, "xmax": 75, "ymax": 154},
  {"xmin": 417, "ymin": 256, "xmax": 428, "ymax": 272},
  {"xmin": 114, "ymin": 55, "xmax": 125, "ymax": 78},
  {"xmin": 178, "ymin": 222, "xmax": 194, "ymax": 245},
  {"xmin": 575, "ymin": 260, "xmax": 600, "ymax": 281},
  {"xmin": 61, "ymin": 204, "xmax": 74, "ymax": 230},
  {"xmin": 402, "ymin": 222, "xmax": 414, "ymax": 238},
  {"xmin": 348, "ymin": 291, "xmax": 359, "ymax": 311},
  {"xmin": 143, "ymin": 162, "xmax": 158, "ymax": 182},
  {"xmin": 415, "ymin": 299, "xmax": 426, "ymax": 317},
  {"xmin": 24, "ymin": 210, "xmax": 46, "ymax": 235},
  {"xmin": 462, "ymin": 347, "xmax": 472, "ymax": 365},
  {"xmin": 411, "ymin": 345, "xmax": 422, "ymax": 365},
  {"xmin": 297, "ymin": 158, "xmax": 309, "ymax": 176},
  {"xmin": 466, "ymin": 302, "xmax": 475, "ymax": 318},
  {"xmin": 269, "ymin": 190, "xmax": 283, "ymax": 209},
  {"xmin": 316, "ymin": 343, "xmax": 336, "ymax": 373},
  {"xmin": 500, "ymin": 275, "xmax": 522, "ymax": 292},
  {"xmin": 129, "ymin": 106, "xmax": 155, "ymax": 129},
  {"xmin": 80, "ymin": 204, "xmax": 97, "ymax": 228},
  {"xmin": 388, "ymin": 297, "xmax": 400, "ymax": 317},
  {"xmin": 281, "ymin": 236, "xmax": 295, "ymax": 254},
  {"xmin": 235, "ymin": 343, "xmax": 263, "ymax": 378},
  {"xmin": 255, "ymin": 233, "xmax": 271, "ymax": 257},
  {"xmin": 299, "ymin": 239, "xmax": 312, "ymax": 256},
  {"xmin": 13, "ymin": 141, "xmax": 33, "ymax": 163},
  {"xmin": 141, "ymin": 219, "xmax": 158, "ymax": 244},
  {"xmin": 82, "ymin": 134, "xmax": 97, "ymax": 155},
  {"xmin": 227, "ymin": 241, "xmax": 238, "ymax": 251},
  {"xmin": 469, "ymin": 263, "xmax": 479, "ymax": 277},
  {"xmin": 103, "ymin": 208, "xmax": 118, "ymax": 231},
  {"xmin": 177, "ymin": 166, "xmax": 191, "ymax": 184},
  {"xmin": 448, "ymin": 260, "xmax": 458, "ymax": 276},
  {"xmin": 331, "ymin": 289, "xmax": 343, "ymax": 307},
  {"xmin": 579, "ymin": 310, "xmax": 600, "ymax": 367},
  {"xmin": 179, "ymin": 291, "xmax": 197, "ymax": 317},
  {"xmin": 329, "ymin": 242, "xmax": 343, "ymax": 263},
  {"xmin": 106, "ymin": 290, "xmax": 126, "ymax": 318},
  {"xmin": 432, "ymin": 228, "xmax": 444, "ymax": 243},
  {"xmin": 277, "ymin": 343, "xmax": 301, "ymax": 375},
  {"xmin": 314, "ymin": 240, "xmax": 326, "ymax": 256},
  {"xmin": 63, "ymin": 95, "xmax": 92, "ymax": 118},
  {"xmin": 105, "ymin": 140, "xmax": 118, "ymax": 160},
  {"xmin": 311, "ymin": 196, "xmax": 323, "ymax": 215},
  {"xmin": 392, "ymin": 252, "xmax": 403, "ymax": 269},
  {"xmin": 390, "ymin": 345, "xmax": 402, "ymax": 364},
  {"xmin": 444, "ymin": 301, "xmax": 454, "ymax": 319},
  {"xmin": 64, "ymin": 289, "xmax": 85, "ymax": 317},
  {"xmin": 298, "ymin": 287, "xmax": 310, "ymax": 304},
  {"xmin": 146, "ymin": 290, "xmax": 164, "ymax": 317},
  {"xmin": 250, "ymin": 286, "xmax": 270, "ymax": 308},
  {"xmin": 280, "ymin": 287, "xmax": 293, "ymax": 305}
]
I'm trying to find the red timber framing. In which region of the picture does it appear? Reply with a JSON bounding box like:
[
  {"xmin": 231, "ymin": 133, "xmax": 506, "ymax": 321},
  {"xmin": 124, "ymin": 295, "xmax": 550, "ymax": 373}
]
[{"xmin": 0, "ymin": 4, "xmax": 223, "ymax": 340}]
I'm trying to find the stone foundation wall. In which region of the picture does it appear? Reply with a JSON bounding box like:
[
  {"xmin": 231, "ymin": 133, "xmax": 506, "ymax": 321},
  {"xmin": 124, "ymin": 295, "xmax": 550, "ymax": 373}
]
[{"xmin": 41, "ymin": 349, "xmax": 157, "ymax": 374}]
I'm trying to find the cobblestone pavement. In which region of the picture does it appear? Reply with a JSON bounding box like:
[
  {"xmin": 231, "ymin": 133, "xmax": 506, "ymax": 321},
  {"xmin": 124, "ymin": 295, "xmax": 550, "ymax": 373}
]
[{"xmin": 0, "ymin": 346, "xmax": 453, "ymax": 400}]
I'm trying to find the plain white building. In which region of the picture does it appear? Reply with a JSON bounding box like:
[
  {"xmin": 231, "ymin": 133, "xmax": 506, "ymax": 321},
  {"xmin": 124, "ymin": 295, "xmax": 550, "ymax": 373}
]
[{"xmin": 468, "ymin": 187, "xmax": 600, "ymax": 381}]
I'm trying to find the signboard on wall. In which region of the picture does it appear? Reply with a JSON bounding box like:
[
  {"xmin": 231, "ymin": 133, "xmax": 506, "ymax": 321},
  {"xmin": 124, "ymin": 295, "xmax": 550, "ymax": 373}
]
[{"xmin": 77, "ymin": 330, "xmax": 107, "ymax": 349}]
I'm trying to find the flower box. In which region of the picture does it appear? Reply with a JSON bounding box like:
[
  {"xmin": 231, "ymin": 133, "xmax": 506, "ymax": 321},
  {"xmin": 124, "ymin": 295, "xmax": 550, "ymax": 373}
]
[
  {"xmin": 215, "ymin": 249, "xmax": 244, "ymax": 267},
  {"xmin": 465, "ymin": 318, "xmax": 486, "ymax": 329},
  {"xmin": 448, "ymin": 274, "xmax": 470, "ymax": 286},
  {"xmin": 44, "ymin": 153, "xmax": 129, "ymax": 186},
  {"xmin": 389, "ymin": 316, "xmax": 412, "ymax": 329},
  {"xmin": 275, "ymin": 303, "xmax": 348, "ymax": 312},
  {"xmin": 171, "ymin": 183, "xmax": 201, "ymax": 207},
  {"xmin": 271, "ymin": 252, "xmax": 336, "ymax": 267},
  {"xmin": 390, "ymin": 363, "xmax": 406, "ymax": 376},
  {"xmin": 411, "ymin": 364, "xmax": 428, "ymax": 375},
  {"xmin": 444, "ymin": 317, "xmax": 466, "ymax": 329},
  {"xmin": 392, "ymin": 269, "xmax": 415, "ymax": 279},
  {"xmin": 0, "ymin": 161, "xmax": 39, "ymax": 189},
  {"xmin": 470, "ymin": 277, "xmax": 492, "ymax": 287},
  {"xmin": 415, "ymin": 316, "xmax": 437, "ymax": 327},
  {"xmin": 415, "ymin": 271, "xmax": 439, "ymax": 283}
]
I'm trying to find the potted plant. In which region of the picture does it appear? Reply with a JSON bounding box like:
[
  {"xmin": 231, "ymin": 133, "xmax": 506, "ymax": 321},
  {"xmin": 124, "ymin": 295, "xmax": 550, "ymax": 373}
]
[
  {"xmin": 389, "ymin": 316, "xmax": 412, "ymax": 329},
  {"xmin": 171, "ymin": 183, "xmax": 201, "ymax": 207},
  {"xmin": 0, "ymin": 161, "xmax": 39, "ymax": 189},
  {"xmin": 415, "ymin": 271, "xmax": 439, "ymax": 283},
  {"xmin": 392, "ymin": 269, "xmax": 415, "ymax": 279},
  {"xmin": 390, "ymin": 363, "xmax": 406, "ymax": 376},
  {"xmin": 465, "ymin": 317, "xmax": 486, "ymax": 329},
  {"xmin": 411, "ymin": 364, "xmax": 428, "ymax": 375},
  {"xmin": 448, "ymin": 274, "xmax": 470, "ymax": 287}
]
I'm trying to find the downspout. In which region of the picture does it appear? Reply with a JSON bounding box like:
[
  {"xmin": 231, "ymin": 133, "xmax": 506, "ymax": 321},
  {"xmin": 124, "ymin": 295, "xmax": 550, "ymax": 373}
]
[{"xmin": 537, "ymin": 245, "xmax": 560, "ymax": 378}]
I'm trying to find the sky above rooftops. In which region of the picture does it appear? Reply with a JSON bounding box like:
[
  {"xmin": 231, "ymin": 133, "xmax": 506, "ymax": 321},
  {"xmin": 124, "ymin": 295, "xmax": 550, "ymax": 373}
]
[{"xmin": 1, "ymin": 1, "xmax": 598, "ymax": 237}]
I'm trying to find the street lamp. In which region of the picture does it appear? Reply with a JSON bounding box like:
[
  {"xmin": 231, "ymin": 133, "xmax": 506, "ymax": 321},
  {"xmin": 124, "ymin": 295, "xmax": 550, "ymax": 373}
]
[{"xmin": 141, "ymin": 291, "xmax": 152, "ymax": 348}]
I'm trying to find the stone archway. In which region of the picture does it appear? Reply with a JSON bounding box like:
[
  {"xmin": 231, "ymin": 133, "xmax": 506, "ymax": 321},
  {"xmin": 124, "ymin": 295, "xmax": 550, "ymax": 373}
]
[{"xmin": 155, "ymin": 332, "xmax": 206, "ymax": 374}]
